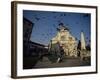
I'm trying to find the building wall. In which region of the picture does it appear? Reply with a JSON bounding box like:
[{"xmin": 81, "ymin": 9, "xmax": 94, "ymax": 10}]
[
  {"xmin": 29, "ymin": 41, "xmax": 48, "ymax": 56},
  {"xmin": 23, "ymin": 17, "xmax": 34, "ymax": 56},
  {"xmin": 50, "ymin": 26, "xmax": 77, "ymax": 57},
  {"xmin": 23, "ymin": 17, "xmax": 34, "ymax": 41}
]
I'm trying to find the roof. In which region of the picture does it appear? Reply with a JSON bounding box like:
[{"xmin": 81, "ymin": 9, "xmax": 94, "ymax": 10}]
[
  {"xmin": 57, "ymin": 25, "xmax": 69, "ymax": 31},
  {"xmin": 29, "ymin": 41, "xmax": 46, "ymax": 47},
  {"xmin": 23, "ymin": 17, "xmax": 34, "ymax": 26}
]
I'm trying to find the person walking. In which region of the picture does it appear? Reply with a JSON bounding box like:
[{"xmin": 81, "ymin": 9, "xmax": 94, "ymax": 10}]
[{"xmin": 56, "ymin": 42, "xmax": 64, "ymax": 63}]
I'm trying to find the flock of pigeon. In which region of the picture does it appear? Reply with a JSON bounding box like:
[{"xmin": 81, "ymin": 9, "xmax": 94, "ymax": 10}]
[{"xmin": 24, "ymin": 11, "xmax": 90, "ymax": 45}]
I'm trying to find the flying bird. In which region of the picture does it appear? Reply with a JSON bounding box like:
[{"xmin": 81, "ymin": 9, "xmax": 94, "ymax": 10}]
[
  {"xmin": 83, "ymin": 14, "xmax": 89, "ymax": 18},
  {"xmin": 63, "ymin": 13, "xmax": 66, "ymax": 16},
  {"xmin": 35, "ymin": 17, "xmax": 40, "ymax": 21}
]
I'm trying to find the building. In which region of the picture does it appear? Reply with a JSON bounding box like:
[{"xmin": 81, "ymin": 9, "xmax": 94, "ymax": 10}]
[
  {"xmin": 49, "ymin": 23, "xmax": 78, "ymax": 57},
  {"xmin": 23, "ymin": 17, "xmax": 48, "ymax": 57},
  {"xmin": 29, "ymin": 41, "xmax": 48, "ymax": 56},
  {"xmin": 23, "ymin": 17, "xmax": 34, "ymax": 41},
  {"xmin": 23, "ymin": 17, "xmax": 34, "ymax": 56}
]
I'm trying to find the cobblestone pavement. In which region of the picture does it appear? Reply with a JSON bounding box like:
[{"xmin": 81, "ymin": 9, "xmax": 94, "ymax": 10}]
[{"xmin": 34, "ymin": 56, "xmax": 90, "ymax": 68}]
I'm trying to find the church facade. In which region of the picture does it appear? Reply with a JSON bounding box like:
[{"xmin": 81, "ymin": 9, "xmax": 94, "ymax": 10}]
[{"xmin": 49, "ymin": 24, "xmax": 78, "ymax": 57}]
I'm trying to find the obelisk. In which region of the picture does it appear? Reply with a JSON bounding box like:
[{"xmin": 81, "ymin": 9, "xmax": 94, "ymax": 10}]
[{"xmin": 81, "ymin": 31, "xmax": 86, "ymax": 50}]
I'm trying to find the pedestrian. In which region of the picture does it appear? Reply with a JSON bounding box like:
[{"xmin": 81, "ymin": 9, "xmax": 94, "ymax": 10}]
[{"xmin": 55, "ymin": 42, "xmax": 64, "ymax": 63}]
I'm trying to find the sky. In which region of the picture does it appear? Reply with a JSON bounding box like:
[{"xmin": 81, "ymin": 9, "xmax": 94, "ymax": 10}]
[{"xmin": 23, "ymin": 10, "xmax": 91, "ymax": 46}]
